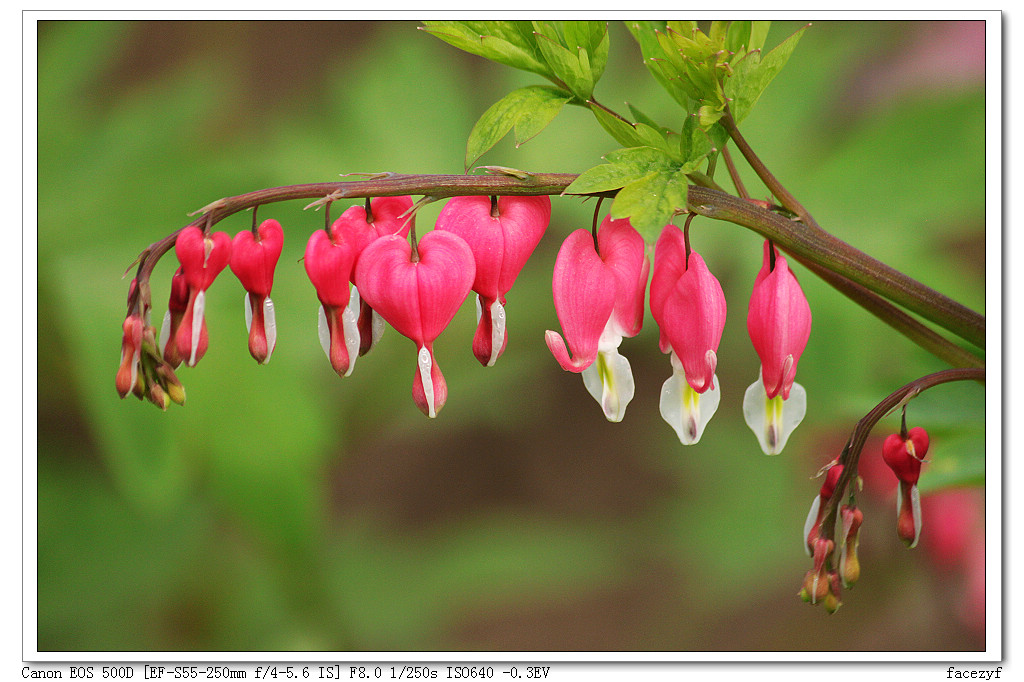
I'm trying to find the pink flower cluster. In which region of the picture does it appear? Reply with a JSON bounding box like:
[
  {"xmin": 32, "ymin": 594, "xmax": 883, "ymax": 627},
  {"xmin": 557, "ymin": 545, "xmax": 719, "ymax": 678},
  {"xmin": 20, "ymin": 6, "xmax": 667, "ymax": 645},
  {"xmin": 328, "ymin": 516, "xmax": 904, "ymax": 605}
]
[
  {"xmin": 302, "ymin": 194, "xmax": 552, "ymax": 418},
  {"xmin": 545, "ymin": 216, "xmax": 812, "ymax": 453},
  {"xmin": 119, "ymin": 197, "xmax": 813, "ymax": 448}
]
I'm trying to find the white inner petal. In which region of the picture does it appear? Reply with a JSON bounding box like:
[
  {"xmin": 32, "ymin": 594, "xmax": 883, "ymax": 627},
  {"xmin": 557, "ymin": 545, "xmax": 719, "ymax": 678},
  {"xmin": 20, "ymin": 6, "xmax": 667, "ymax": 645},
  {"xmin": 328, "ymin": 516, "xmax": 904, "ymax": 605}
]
[
  {"xmin": 802, "ymin": 495, "xmax": 821, "ymax": 557},
  {"xmin": 488, "ymin": 299, "xmax": 505, "ymax": 367},
  {"xmin": 262, "ymin": 296, "xmax": 277, "ymax": 363},
  {"xmin": 244, "ymin": 293, "xmax": 253, "ymax": 333},
  {"xmin": 371, "ymin": 309, "xmax": 386, "ymax": 348},
  {"xmin": 909, "ymin": 483, "xmax": 922, "ymax": 549},
  {"xmin": 475, "ymin": 294, "xmax": 482, "ymax": 324},
  {"xmin": 658, "ymin": 360, "xmax": 720, "ymax": 445},
  {"xmin": 189, "ymin": 289, "xmax": 205, "ymax": 366},
  {"xmin": 317, "ymin": 305, "xmax": 331, "ymax": 359},
  {"xmin": 743, "ymin": 375, "xmax": 807, "ymax": 455},
  {"xmin": 582, "ymin": 349, "xmax": 634, "ymax": 422},
  {"xmin": 418, "ymin": 345, "xmax": 436, "ymax": 418},
  {"xmin": 341, "ymin": 296, "xmax": 360, "ymax": 377},
  {"xmin": 158, "ymin": 309, "xmax": 172, "ymax": 354}
]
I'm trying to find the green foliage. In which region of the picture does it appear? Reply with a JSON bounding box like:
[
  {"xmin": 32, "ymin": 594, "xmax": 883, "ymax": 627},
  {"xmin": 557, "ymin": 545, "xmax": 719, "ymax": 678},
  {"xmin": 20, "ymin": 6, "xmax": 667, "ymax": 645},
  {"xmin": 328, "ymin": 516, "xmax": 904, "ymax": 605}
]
[
  {"xmin": 419, "ymin": 21, "xmax": 550, "ymax": 78},
  {"xmin": 566, "ymin": 146, "xmax": 700, "ymax": 239},
  {"xmin": 437, "ymin": 20, "xmax": 806, "ymax": 234},
  {"xmin": 465, "ymin": 85, "xmax": 571, "ymax": 170}
]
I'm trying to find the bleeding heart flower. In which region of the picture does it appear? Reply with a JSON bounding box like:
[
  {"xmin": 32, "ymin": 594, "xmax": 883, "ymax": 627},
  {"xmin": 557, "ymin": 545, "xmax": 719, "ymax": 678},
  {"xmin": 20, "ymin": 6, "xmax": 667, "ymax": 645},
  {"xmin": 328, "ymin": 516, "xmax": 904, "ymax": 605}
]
[
  {"xmin": 169, "ymin": 226, "xmax": 232, "ymax": 367},
  {"xmin": 743, "ymin": 240, "xmax": 812, "ymax": 455},
  {"xmin": 545, "ymin": 215, "xmax": 649, "ymax": 422},
  {"xmin": 649, "ymin": 225, "xmax": 727, "ymax": 444},
  {"xmin": 304, "ymin": 223, "xmax": 360, "ymax": 377},
  {"xmin": 354, "ymin": 230, "xmax": 476, "ymax": 417},
  {"xmin": 230, "ymin": 218, "xmax": 284, "ymax": 364},
  {"xmin": 435, "ymin": 195, "xmax": 551, "ymax": 366},
  {"xmin": 883, "ymin": 426, "xmax": 930, "ymax": 547}
]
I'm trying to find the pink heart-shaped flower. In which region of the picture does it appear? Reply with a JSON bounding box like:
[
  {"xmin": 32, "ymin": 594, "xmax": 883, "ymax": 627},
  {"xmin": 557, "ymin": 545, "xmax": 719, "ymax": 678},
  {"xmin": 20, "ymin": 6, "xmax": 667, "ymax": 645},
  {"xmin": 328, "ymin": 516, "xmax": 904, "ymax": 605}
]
[
  {"xmin": 355, "ymin": 230, "xmax": 475, "ymax": 417},
  {"xmin": 435, "ymin": 195, "xmax": 550, "ymax": 366}
]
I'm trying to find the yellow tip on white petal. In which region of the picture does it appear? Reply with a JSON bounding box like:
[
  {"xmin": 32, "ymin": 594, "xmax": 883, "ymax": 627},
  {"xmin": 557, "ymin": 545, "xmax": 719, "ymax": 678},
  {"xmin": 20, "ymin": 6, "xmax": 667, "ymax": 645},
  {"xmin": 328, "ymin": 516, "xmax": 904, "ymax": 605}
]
[
  {"xmin": 659, "ymin": 358, "xmax": 720, "ymax": 445},
  {"xmin": 743, "ymin": 375, "xmax": 807, "ymax": 455},
  {"xmin": 582, "ymin": 349, "xmax": 634, "ymax": 422}
]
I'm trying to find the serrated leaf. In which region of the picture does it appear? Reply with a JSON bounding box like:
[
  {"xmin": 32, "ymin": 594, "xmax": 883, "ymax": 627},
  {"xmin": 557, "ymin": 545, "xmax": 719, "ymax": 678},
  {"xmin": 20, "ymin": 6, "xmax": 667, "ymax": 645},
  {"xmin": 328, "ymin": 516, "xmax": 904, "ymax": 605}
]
[
  {"xmin": 421, "ymin": 21, "xmax": 550, "ymax": 78},
  {"xmin": 678, "ymin": 116, "xmax": 727, "ymax": 165},
  {"xmin": 725, "ymin": 23, "xmax": 808, "ymax": 124},
  {"xmin": 626, "ymin": 22, "xmax": 693, "ymax": 108},
  {"xmin": 726, "ymin": 21, "xmax": 752, "ymax": 55},
  {"xmin": 749, "ymin": 21, "xmax": 771, "ymax": 54},
  {"xmin": 464, "ymin": 85, "xmax": 571, "ymax": 169},
  {"xmin": 590, "ymin": 103, "xmax": 646, "ymax": 148},
  {"xmin": 564, "ymin": 146, "xmax": 678, "ymax": 196},
  {"xmin": 627, "ymin": 103, "xmax": 669, "ymax": 134},
  {"xmin": 532, "ymin": 22, "xmax": 594, "ymax": 100},
  {"xmin": 609, "ymin": 168, "xmax": 692, "ymax": 241}
]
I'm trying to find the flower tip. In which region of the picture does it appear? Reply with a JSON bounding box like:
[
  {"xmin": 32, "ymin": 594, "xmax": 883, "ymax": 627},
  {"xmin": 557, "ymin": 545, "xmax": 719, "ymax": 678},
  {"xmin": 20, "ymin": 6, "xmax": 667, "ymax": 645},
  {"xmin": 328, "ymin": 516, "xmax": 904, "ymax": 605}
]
[
  {"xmin": 545, "ymin": 329, "xmax": 592, "ymax": 373},
  {"xmin": 412, "ymin": 346, "xmax": 447, "ymax": 418}
]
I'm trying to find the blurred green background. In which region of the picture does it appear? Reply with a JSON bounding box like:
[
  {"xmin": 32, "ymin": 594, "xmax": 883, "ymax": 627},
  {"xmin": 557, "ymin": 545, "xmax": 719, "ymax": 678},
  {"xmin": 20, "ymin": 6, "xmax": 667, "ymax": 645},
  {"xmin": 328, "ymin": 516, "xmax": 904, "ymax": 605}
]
[{"xmin": 36, "ymin": 20, "xmax": 987, "ymax": 652}]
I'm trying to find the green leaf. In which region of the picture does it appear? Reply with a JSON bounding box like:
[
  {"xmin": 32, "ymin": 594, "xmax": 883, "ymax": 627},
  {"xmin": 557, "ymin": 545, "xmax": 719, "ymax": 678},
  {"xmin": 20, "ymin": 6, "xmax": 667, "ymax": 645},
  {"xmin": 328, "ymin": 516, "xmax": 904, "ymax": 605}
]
[
  {"xmin": 589, "ymin": 104, "xmax": 676, "ymax": 158},
  {"xmin": 464, "ymin": 85, "xmax": 571, "ymax": 169},
  {"xmin": 565, "ymin": 146, "xmax": 676, "ymax": 195},
  {"xmin": 627, "ymin": 103, "xmax": 670, "ymax": 134},
  {"xmin": 610, "ymin": 169, "xmax": 692, "ymax": 241},
  {"xmin": 566, "ymin": 146, "xmax": 698, "ymax": 239},
  {"xmin": 421, "ymin": 21, "xmax": 550, "ymax": 78},
  {"xmin": 532, "ymin": 22, "xmax": 594, "ymax": 100},
  {"xmin": 726, "ymin": 23, "xmax": 809, "ymax": 124},
  {"xmin": 678, "ymin": 116, "xmax": 727, "ymax": 165},
  {"xmin": 726, "ymin": 21, "xmax": 753, "ymax": 55},
  {"xmin": 749, "ymin": 21, "xmax": 772, "ymax": 54}
]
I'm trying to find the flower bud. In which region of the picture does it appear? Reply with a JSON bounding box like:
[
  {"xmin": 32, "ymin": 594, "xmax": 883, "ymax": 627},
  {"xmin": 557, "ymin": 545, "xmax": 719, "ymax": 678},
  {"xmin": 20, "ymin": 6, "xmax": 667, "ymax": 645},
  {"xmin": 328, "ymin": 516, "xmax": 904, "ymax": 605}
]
[
  {"xmin": 839, "ymin": 504, "xmax": 863, "ymax": 587},
  {"xmin": 116, "ymin": 314, "xmax": 144, "ymax": 398}
]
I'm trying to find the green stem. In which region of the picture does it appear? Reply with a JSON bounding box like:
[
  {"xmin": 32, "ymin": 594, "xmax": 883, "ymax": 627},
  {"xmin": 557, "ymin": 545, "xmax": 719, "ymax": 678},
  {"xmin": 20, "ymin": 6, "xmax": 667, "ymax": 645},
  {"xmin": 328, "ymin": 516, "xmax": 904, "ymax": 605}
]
[{"xmin": 686, "ymin": 185, "xmax": 985, "ymax": 349}]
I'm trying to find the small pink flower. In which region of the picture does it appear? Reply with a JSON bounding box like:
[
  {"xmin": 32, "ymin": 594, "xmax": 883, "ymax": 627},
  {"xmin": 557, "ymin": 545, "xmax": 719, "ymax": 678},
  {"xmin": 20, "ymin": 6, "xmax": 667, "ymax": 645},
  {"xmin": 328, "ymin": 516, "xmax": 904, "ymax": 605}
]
[
  {"xmin": 435, "ymin": 195, "xmax": 550, "ymax": 366},
  {"xmin": 354, "ymin": 230, "xmax": 476, "ymax": 418},
  {"xmin": 747, "ymin": 240, "xmax": 812, "ymax": 399},
  {"xmin": 304, "ymin": 223, "xmax": 360, "ymax": 377},
  {"xmin": 170, "ymin": 226, "xmax": 232, "ymax": 367},
  {"xmin": 883, "ymin": 426, "xmax": 930, "ymax": 547},
  {"xmin": 743, "ymin": 240, "xmax": 812, "ymax": 454},
  {"xmin": 230, "ymin": 219, "xmax": 284, "ymax": 364},
  {"xmin": 545, "ymin": 216, "xmax": 648, "ymax": 422},
  {"xmin": 159, "ymin": 267, "xmax": 190, "ymax": 368},
  {"xmin": 650, "ymin": 225, "xmax": 727, "ymax": 444}
]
